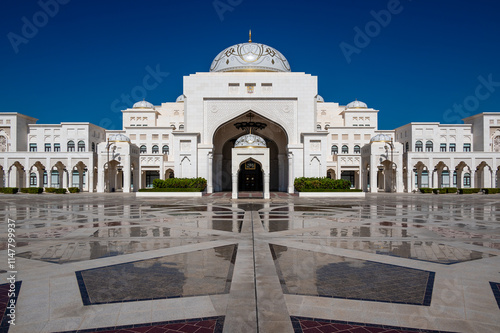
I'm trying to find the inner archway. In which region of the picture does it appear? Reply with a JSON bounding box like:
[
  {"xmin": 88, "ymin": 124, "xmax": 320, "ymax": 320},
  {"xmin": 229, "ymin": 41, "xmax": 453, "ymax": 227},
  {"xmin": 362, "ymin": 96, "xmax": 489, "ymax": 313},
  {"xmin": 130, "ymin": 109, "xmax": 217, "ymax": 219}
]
[
  {"xmin": 238, "ymin": 159, "xmax": 263, "ymax": 191},
  {"xmin": 212, "ymin": 111, "xmax": 288, "ymax": 192}
]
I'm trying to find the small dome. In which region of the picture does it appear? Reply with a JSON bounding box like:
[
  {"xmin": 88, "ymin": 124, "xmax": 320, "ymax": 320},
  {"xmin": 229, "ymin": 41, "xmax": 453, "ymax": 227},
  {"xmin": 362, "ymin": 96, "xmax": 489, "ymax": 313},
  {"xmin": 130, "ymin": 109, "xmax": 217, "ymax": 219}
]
[
  {"xmin": 370, "ymin": 134, "xmax": 392, "ymax": 143},
  {"xmin": 133, "ymin": 100, "xmax": 155, "ymax": 109},
  {"xmin": 316, "ymin": 95, "xmax": 324, "ymax": 103},
  {"xmin": 176, "ymin": 94, "xmax": 186, "ymax": 103},
  {"xmin": 108, "ymin": 133, "xmax": 131, "ymax": 143},
  {"xmin": 346, "ymin": 100, "xmax": 368, "ymax": 109},
  {"xmin": 234, "ymin": 134, "xmax": 267, "ymax": 148},
  {"xmin": 210, "ymin": 41, "xmax": 290, "ymax": 72}
]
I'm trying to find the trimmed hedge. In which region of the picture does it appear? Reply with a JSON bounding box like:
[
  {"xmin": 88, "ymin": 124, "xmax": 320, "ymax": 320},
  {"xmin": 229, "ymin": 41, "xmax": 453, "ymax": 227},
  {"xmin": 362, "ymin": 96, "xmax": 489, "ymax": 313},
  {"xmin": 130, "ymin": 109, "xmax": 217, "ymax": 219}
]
[
  {"xmin": 152, "ymin": 178, "xmax": 207, "ymax": 190},
  {"xmin": 0, "ymin": 187, "xmax": 19, "ymax": 194},
  {"xmin": 482, "ymin": 188, "xmax": 500, "ymax": 194},
  {"xmin": 458, "ymin": 188, "xmax": 481, "ymax": 194},
  {"xmin": 419, "ymin": 188, "xmax": 433, "ymax": 193},
  {"xmin": 294, "ymin": 177, "xmax": 351, "ymax": 192},
  {"xmin": 20, "ymin": 187, "xmax": 43, "ymax": 194},
  {"xmin": 45, "ymin": 187, "xmax": 67, "ymax": 194},
  {"xmin": 421, "ymin": 187, "xmax": 457, "ymax": 194},
  {"xmin": 139, "ymin": 188, "xmax": 202, "ymax": 192},
  {"xmin": 442, "ymin": 187, "xmax": 458, "ymax": 194},
  {"xmin": 68, "ymin": 187, "xmax": 80, "ymax": 193},
  {"xmin": 299, "ymin": 188, "xmax": 363, "ymax": 192}
]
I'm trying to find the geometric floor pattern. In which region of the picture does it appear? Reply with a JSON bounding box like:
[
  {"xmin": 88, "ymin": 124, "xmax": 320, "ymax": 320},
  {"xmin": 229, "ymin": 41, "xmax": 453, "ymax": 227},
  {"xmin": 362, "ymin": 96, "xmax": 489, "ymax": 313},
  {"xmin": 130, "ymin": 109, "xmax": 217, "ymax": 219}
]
[
  {"xmin": 76, "ymin": 245, "xmax": 237, "ymax": 305},
  {"xmin": 1, "ymin": 193, "xmax": 500, "ymax": 332},
  {"xmin": 271, "ymin": 244, "xmax": 435, "ymax": 305},
  {"xmin": 290, "ymin": 317, "xmax": 455, "ymax": 333},
  {"xmin": 0, "ymin": 281, "xmax": 21, "ymax": 333},
  {"xmin": 55, "ymin": 317, "xmax": 225, "ymax": 333}
]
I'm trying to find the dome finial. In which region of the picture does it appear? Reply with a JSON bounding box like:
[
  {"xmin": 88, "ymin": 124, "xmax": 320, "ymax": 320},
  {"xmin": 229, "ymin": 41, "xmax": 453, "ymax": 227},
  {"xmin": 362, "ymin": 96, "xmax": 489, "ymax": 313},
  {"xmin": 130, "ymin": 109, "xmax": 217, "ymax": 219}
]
[{"xmin": 249, "ymin": 29, "xmax": 252, "ymax": 43}]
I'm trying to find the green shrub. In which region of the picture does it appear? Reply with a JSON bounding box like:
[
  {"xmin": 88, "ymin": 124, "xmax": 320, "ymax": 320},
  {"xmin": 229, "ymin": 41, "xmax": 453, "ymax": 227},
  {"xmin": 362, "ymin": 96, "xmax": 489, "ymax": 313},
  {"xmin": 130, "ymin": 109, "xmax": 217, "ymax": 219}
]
[
  {"xmin": 294, "ymin": 177, "xmax": 351, "ymax": 192},
  {"xmin": 432, "ymin": 188, "xmax": 441, "ymax": 194},
  {"xmin": 419, "ymin": 188, "xmax": 433, "ymax": 193},
  {"xmin": 482, "ymin": 188, "xmax": 500, "ymax": 194},
  {"xmin": 442, "ymin": 187, "xmax": 458, "ymax": 194},
  {"xmin": 459, "ymin": 188, "xmax": 481, "ymax": 194},
  {"xmin": 299, "ymin": 188, "xmax": 363, "ymax": 192},
  {"xmin": 152, "ymin": 178, "xmax": 207, "ymax": 190},
  {"xmin": 20, "ymin": 187, "xmax": 43, "ymax": 194},
  {"xmin": 45, "ymin": 187, "xmax": 66, "ymax": 194},
  {"xmin": 139, "ymin": 188, "xmax": 202, "ymax": 192},
  {"xmin": 0, "ymin": 187, "xmax": 19, "ymax": 194},
  {"xmin": 68, "ymin": 187, "xmax": 80, "ymax": 193}
]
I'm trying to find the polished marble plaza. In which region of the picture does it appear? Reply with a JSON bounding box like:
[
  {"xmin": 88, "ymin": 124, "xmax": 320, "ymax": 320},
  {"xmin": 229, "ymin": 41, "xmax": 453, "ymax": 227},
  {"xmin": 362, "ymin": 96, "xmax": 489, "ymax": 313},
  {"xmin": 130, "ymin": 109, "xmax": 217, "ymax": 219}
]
[{"xmin": 1, "ymin": 192, "xmax": 500, "ymax": 332}]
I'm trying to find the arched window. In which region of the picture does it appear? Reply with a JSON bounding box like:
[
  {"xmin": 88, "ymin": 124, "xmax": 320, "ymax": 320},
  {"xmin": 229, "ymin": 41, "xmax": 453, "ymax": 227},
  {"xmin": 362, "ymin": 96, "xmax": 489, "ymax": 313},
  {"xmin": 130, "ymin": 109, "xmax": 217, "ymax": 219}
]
[
  {"xmin": 421, "ymin": 170, "xmax": 429, "ymax": 187},
  {"xmin": 331, "ymin": 145, "xmax": 338, "ymax": 155},
  {"xmin": 152, "ymin": 145, "xmax": 159, "ymax": 154},
  {"xmin": 316, "ymin": 124, "xmax": 321, "ymax": 130},
  {"xmin": 354, "ymin": 145, "xmax": 360, "ymax": 154},
  {"xmin": 140, "ymin": 145, "xmax": 147, "ymax": 154},
  {"xmin": 449, "ymin": 143, "xmax": 456, "ymax": 152},
  {"xmin": 78, "ymin": 141, "xmax": 85, "ymax": 152},
  {"xmin": 463, "ymin": 143, "xmax": 471, "ymax": 152},
  {"xmin": 464, "ymin": 173, "xmax": 471, "ymax": 187},
  {"xmin": 54, "ymin": 143, "xmax": 60, "ymax": 152},
  {"xmin": 29, "ymin": 143, "xmax": 37, "ymax": 152},
  {"xmin": 67, "ymin": 141, "xmax": 75, "ymax": 152},
  {"xmin": 30, "ymin": 173, "xmax": 37, "ymax": 187},
  {"xmin": 425, "ymin": 141, "xmax": 433, "ymax": 152},
  {"xmin": 342, "ymin": 145, "xmax": 348, "ymax": 154},
  {"xmin": 91, "ymin": 142, "xmax": 95, "ymax": 152},
  {"xmin": 162, "ymin": 145, "xmax": 169, "ymax": 155},
  {"xmin": 415, "ymin": 141, "xmax": 423, "ymax": 152},
  {"xmin": 179, "ymin": 124, "xmax": 184, "ymax": 130},
  {"xmin": 405, "ymin": 142, "xmax": 409, "ymax": 152},
  {"xmin": 51, "ymin": 170, "xmax": 60, "ymax": 186}
]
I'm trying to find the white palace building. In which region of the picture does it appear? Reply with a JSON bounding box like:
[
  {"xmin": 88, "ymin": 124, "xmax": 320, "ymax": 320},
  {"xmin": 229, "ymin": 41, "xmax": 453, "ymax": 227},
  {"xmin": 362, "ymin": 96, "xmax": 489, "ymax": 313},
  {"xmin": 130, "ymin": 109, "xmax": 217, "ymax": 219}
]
[{"xmin": 1, "ymin": 37, "xmax": 500, "ymax": 197}]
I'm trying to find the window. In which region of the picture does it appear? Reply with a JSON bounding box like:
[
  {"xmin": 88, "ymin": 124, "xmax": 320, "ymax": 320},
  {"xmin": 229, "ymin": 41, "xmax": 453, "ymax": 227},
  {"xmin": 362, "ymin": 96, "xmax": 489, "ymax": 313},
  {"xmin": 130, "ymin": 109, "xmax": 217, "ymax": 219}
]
[
  {"xmin": 440, "ymin": 143, "xmax": 446, "ymax": 152},
  {"xmin": 341, "ymin": 171, "xmax": 355, "ymax": 188},
  {"xmin": 331, "ymin": 145, "xmax": 338, "ymax": 155},
  {"xmin": 405, "ymin": 142, "xmax": 409, "ymax": 152},
  {"xmin": 316, "ymin": 124, "xmax": 321, "ymax": 130},
  {"xmin": 179, "ymin": 124, "xmax": 184, "ymax": 130},
  {"xmin": 464, "ymin": 173, "xmax": 471, "ymax": 187},
  {"xmin": 67, "ymin": 141, "xmax": 75, "ymax": 152},
  {"xmin": 45, "ymin": 143, "xmax": 51, "ymax": 152},
  {"xmin": 152, "ymin": 145, "xmax": 159, "ymax": 154},
  {"xmin": 43, "ymin": 171, "xmax": 47, "ymax": 187},
  {"xmin": 162, "ymin": 145, "xmax": 169, "ymax": 155},
  {"xmin": 421, "ymin": 170, "xmax": 429, "ymax": 187},
  {"xmin": 441, "ymin": 170, "xmax": 450, "ymax": 187},
  {"xmin": 449, "ymin": 143, "xmax": 456, "ymax": 152},
  {"xmin": 78, "ymin": 141, "xmax": 85, "ymax": 152},
  {"xmin": 29, "ymin": 143, "xmax": 37, "ymax": 152},
  {"xmin": 415, "ymin": 141, "xmax": 423, "ymax": 152},
  {"xmin": 425, "ymin": 141, "xmax": 433, "ymax": 152},
  {"xmin": 342, "ymin": 145, "xmax": 349, "ymax": 154},
  {"xmin": 72, "ymin": 171, "xmax": 79, "ymax": 187},
  {"xmin": 140, "ymin": 145, "xmax": 147, "ymax": 154},
  {"xmin": 54, "ymin": 143, "xmax": 60, "ymax": 152},
  {"xmin": 463, "ymin": 143, "xmax": 471, "ymax": 152},
  {"xmin": 30, "ymin": 173, "xmax": 37, "ymax": 187},
  {"xmin": 91, "ymin": 142, "xmax": 95, "ymax": 152},
  {"xmin": 354, "ymin": 145, "xmax": 360, "ymax": 154},
  {"xmin": 51, "ymin": 170, "xmax": 60, "ymax": 186},
  {"xmin": 453, "ymin": 171, "xmax": 457, "ymax": 186},
  {"xmin": 145, "ymin": 171, "xmax": 159, "ymax": 188}
]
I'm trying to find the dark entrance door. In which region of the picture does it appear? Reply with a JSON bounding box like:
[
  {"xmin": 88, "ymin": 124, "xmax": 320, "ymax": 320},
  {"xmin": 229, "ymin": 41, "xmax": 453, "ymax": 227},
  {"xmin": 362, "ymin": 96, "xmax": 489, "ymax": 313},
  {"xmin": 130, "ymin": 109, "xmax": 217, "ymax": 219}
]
[{"xmin": 239, "ymin": 161, "xmax": 263, "ymax": 191}]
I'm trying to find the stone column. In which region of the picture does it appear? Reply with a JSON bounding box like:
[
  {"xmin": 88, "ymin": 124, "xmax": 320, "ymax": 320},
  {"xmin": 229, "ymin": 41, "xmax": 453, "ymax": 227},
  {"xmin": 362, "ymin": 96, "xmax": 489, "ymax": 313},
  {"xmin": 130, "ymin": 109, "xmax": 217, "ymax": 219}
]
[
  {"xmin": 62, "ymin": 169, "xmax": 68, "ymax": 189},
  {"xmin": 287, "ymin": 153, "xmax": 294, "ymax": 193},
  {"xmin": 369, "ymin": 155, "xmax": 378, "ymax": 193},
  {"xmin": 25, "ymin": 169, "xmax": 30, "ymax": 188},
  {"xmin": 207, "ymin": 152, "xmax": 213, "ymax": 194},
  {"xmin": 123, "ymin": 160, "xmax": 131, "ymax": 193},
  {"xmin": 264, "ymin": 172, "xmax": 270, "ymax": 199},
  {"xmin": 232, "ymin": 172, "xmax": 238, "ymax": 199}
]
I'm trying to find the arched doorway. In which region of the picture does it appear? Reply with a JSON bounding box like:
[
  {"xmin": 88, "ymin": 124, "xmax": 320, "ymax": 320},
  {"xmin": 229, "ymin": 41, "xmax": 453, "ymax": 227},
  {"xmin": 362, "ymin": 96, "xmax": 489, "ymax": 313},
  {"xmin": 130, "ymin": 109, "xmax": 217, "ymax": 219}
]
[
  {"xmin": 238, "ymin": 159, "xmax": 263, "ymax": 191},
  {"xmin": 212, "ymin": 111, "xmax": 288, "ymax": 192}
]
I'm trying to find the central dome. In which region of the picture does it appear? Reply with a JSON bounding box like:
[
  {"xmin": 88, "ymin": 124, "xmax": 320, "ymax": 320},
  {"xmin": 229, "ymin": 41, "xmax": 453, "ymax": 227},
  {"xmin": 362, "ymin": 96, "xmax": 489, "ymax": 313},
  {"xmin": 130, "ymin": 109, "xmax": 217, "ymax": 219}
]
[{"xmin": 210, "ymin": 39, "xmax": 291, "ymax": 72}]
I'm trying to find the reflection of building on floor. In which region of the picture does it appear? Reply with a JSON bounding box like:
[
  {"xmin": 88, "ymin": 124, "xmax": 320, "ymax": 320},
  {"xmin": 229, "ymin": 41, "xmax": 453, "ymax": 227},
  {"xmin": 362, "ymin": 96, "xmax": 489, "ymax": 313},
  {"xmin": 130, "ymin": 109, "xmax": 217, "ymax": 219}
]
[{"xmin": 2, "ymin": 38, "xmax": 500, "ymax": 193}]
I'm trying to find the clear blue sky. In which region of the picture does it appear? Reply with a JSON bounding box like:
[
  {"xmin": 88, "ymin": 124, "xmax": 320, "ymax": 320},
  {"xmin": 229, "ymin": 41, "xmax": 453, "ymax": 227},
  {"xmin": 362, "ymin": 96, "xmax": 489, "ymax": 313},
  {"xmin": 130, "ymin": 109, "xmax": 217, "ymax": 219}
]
[{"xmin": 1, "ymin": 0, "xmax": 500, "ymax": 130}]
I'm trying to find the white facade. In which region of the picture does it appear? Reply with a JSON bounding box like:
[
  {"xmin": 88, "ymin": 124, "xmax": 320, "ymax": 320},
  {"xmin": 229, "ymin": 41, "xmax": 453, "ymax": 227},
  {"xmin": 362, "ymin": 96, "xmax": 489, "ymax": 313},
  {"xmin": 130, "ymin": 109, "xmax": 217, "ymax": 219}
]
[{"xmin": 1, "ymin": 39, "xmax": 500, "ymax": 193}]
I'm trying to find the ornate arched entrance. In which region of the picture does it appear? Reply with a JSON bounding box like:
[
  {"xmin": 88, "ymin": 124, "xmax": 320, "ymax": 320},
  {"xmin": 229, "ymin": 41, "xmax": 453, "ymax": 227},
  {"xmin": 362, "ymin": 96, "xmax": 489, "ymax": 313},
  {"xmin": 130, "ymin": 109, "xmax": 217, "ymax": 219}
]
[{"xmin": 212, "ymin": 111, "xmax": 288, "ymax": 193}]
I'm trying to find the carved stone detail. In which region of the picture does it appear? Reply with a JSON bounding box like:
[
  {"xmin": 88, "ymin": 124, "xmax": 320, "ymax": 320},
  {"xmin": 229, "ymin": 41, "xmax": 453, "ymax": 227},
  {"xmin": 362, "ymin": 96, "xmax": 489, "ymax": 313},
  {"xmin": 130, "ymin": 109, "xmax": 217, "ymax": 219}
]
[{"xmin": 205, "ymin": 99, "xmax": 296, "ymax": 142}]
